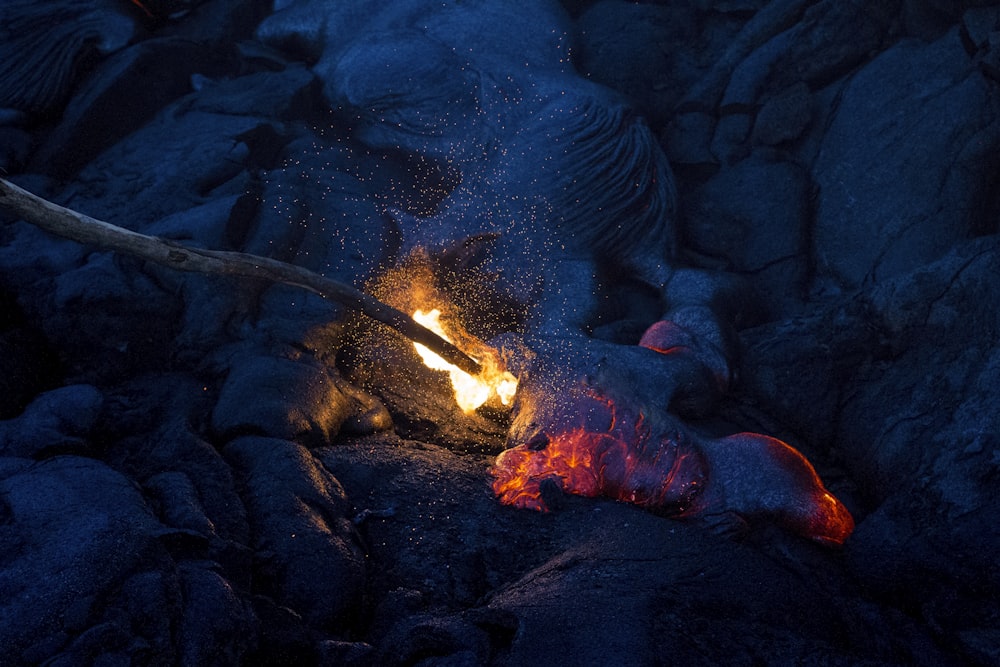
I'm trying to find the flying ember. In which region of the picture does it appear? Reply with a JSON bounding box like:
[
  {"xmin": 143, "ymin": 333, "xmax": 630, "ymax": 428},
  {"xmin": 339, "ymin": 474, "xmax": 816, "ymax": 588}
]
[{"xmin": 412, "ymin": 309, "xmax": 518, "ymax": 413}]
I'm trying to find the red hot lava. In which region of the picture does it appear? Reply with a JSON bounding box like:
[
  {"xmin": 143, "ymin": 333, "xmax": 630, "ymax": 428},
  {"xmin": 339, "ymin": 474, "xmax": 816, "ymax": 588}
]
[
  {"xmin": 491, "ymin": 388, "xmax": 854, "ymax": 547},
  {"xmin": 492, "ymin": 392, "xmax": 705, "ymax": 515}
]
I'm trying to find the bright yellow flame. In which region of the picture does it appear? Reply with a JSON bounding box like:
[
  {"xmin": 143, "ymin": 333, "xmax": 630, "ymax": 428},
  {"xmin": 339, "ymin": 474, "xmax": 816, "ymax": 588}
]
[{"xmin": 413, "ymin": 309, "xmax": 518, "ymax": 413}]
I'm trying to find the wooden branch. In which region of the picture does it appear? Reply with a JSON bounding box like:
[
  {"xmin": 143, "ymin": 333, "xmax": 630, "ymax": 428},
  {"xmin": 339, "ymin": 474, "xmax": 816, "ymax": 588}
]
[{"xmin": 0, "ymin": 177, "xmax": 483, "ymax": 376}]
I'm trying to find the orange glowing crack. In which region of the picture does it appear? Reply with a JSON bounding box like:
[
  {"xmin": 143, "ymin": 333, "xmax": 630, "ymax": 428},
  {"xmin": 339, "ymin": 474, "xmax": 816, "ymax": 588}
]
[
  {"xmin": 492, "ymin": 391, "xmax": 706, "ymax": 516},
  {"xmin": 128, "ymin": 0, "xmax": 154, "ymax": 17}
]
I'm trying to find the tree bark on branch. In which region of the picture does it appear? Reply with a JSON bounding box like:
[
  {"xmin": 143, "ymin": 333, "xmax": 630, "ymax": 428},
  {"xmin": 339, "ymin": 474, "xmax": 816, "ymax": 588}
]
[{"xmin": 0, "ymin": 177, "xmax": 483, "ymax": 376}]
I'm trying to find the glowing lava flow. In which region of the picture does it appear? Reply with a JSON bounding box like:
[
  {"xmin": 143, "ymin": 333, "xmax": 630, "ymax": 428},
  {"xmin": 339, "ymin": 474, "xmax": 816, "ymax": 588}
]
[
  {"xmin": 490, "ymin": 387, "xmax": 855, "ymax": 546},
  {"xmin": 492, "ymin": 395, "xmax": 705, "ymax": 516},
  {"xmin": 412, "ymin": 309, "xmax": 517, "ymax": 413}
]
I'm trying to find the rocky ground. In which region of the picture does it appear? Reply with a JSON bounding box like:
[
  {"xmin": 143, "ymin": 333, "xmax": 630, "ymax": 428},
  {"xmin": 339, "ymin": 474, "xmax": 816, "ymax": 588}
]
[{"xmin": 1, "ymin": 0, "xmax": 999, "ymax": 665}]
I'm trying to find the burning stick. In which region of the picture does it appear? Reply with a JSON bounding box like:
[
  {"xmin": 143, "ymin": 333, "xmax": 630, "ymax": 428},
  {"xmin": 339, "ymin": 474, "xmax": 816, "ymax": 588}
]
[
  {"xmin": 412, "ymin": 308, "xmax": 518, "ymax": 413},
  {"xmin": 0, "ymin": 177, "xmax": 483, "ymax": 375}
]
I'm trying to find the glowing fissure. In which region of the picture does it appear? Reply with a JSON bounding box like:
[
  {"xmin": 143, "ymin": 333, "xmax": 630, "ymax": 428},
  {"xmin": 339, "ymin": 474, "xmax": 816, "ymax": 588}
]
[{"xmin": 412, "ymin": 309, "xmax": 518, "ymax": 413}]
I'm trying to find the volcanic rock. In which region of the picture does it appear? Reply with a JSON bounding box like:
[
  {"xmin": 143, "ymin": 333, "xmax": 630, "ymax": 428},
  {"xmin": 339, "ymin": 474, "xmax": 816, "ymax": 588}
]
[
  {"xmin": 0, "ymin": 384, "xmax": 103, "ymax": 458},
  {"xmin": 575, "ymin": 1, "xmax": 700, "ymax": 124},
  {"xmin": 0, "ymin": 456, "xmax": 167, "ymax": 665},
  {"xmin": 0, "ymin": 0, "xmax": 139, "ymax": 116},
  {"xmin": 223, "ymin": 436, "xmax": 366, "ymax": 629},
  {"xmin": 681, "ymin": 152, "xmax": 810, "ymax": 316},
  {"xmin": 212, "ymin": 354, "xmax": 355, "ymax": 444},
  {"xmin": 30, "ymin": 37, "xmax": 237, "ymax": 179},
  {"xmin": 812, "ymin": 27, "xmax": 1000, "ymax": 289}
]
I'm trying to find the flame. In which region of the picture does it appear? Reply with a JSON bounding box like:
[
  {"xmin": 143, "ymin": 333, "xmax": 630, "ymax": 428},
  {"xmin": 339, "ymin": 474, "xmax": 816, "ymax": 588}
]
[{"xmin": 412, "ymin": 309, "xmax": 518, "ymax": 413}]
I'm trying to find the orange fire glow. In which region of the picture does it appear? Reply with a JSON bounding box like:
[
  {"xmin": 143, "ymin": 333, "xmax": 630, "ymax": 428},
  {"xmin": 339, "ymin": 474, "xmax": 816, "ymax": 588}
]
[
  {"xmin": 492, "ymin": 394, "xmax": 705, "ymax": 515},
  {"xmin": 412, "ymin": 309, "xmax": 518, "ymax": 413},
  {"xmin": 490, "ymin": 388, "xmax": 854, "ymax": 546}
]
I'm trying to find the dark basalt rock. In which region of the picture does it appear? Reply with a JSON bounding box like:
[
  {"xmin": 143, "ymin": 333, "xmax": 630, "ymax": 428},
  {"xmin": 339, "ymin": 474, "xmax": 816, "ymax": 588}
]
[
  {"xmin": 813, "ymin": 27, "xmax": 1000, "ymax": 289},
  {"xmin": 144, "ymin": 470, "xmax": 217, "ymax": 537},
  {"xmin": 0, "ymin": 126, "xmax": 33, "ymax": 173},
  {"xmin": 681, "ymin": 152, "xmax": 810, "ymax": 317},
  {"xmin": 575, "ymin": 1, "xmax": 708, "ymax": 126},
  {"xmin": 0, "ymin": 288, "xmax": 62, "ymax": 419},
  {"xmin": 127, "ymin": 415, "xmax": 251, "ymax": 547},
  {"xmin": 223, "ymin": 436, "xmax": 366, "ymax": 630},
  {"xmin": 0, "ymin": 0, "xmax": 139, "ymax": 116},
  {"xmin": 175, "ymin": 560, "xmax": 259, "ymax": 664},
  {"xmin": 212, "ymin": 353, "xmax": 386, "ymax": 444},
  {"xmin": 249, "ymin": 132, "xmax": 401, "ymax": 279},
  {"xmin": 751, "ymin": 80, "xmax": 812, "ymax": 145},
  {"xmin": 61, "ymin": 109, "xmax": 264, "ymax": 228},
  {"xmin": 484, "ymin": 510, "xmax": 946, "ymax": 666},
  {"xmin": 43, "ymin": 253, "xmax": 183, "ymax": 383},
  {"xmin": 0, "ymin": 456, "xmax": 166, "ymax": 665},
  {"xmin": 153, "ymin": 0, "xmax": 271, "ymax": 45},
  {"xmin": 741, "ymin": 237, "xmax": 1000, "ymax": 662},
  {"xmin": 321, "ymin": 436, "xmax": 946, "ymax": 666},
  {"xmin": 319, "ymin": 435, "xmax": 533, "ymax": 611},
  {"xmin": 0, "ymin": 384, "xmax": 103, "ymax": 458},
  {"xmin": 30, "ymin": 37, "xmax": 238, "ymax": 179}
]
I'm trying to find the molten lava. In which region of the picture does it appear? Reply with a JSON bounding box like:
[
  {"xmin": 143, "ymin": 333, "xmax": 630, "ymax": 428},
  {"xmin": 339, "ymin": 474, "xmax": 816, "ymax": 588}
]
[
  {"xmin": 490, "ymin": 386, "xmax": 854, "ymax": 546},
  {"xmin": 492, "ymin": 393, "xmax": 705, "ymax": 515},
  {"xmin": 412, "ymin": 309, "xmax": 517, "ymax": 413}
]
